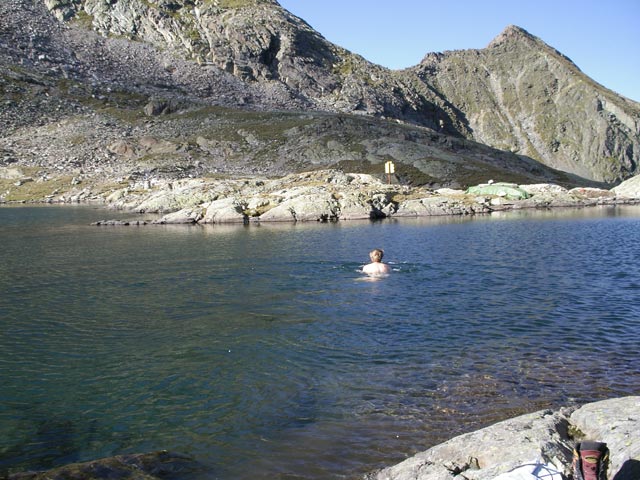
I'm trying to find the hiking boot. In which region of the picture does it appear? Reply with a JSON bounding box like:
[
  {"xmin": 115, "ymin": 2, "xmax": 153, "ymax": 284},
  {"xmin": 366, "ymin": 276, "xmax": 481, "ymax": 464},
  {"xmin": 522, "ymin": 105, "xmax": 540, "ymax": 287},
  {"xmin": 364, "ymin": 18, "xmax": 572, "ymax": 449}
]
[{"xmin": 572, "ymin": 441, "xmax": 609, "ymax": 480}]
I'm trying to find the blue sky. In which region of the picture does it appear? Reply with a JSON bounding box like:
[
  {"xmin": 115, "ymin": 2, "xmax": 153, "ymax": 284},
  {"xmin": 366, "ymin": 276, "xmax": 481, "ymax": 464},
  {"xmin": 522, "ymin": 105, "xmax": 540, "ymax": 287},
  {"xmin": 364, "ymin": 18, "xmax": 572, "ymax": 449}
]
[{"xmin": 277, "ymin": 0, "xmax": 640, "ymax": 102}]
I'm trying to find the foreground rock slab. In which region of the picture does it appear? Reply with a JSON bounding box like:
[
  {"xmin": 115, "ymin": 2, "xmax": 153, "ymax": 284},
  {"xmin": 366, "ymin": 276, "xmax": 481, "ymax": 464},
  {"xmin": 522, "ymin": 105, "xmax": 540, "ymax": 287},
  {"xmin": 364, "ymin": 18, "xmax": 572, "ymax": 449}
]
[
  {"xmin": 365, "ymin": 396, "xmax": 639, "ymax": 480},
  {"xmin": 570, "ymin": 399, "xmax": 640, "ymax": 480}
]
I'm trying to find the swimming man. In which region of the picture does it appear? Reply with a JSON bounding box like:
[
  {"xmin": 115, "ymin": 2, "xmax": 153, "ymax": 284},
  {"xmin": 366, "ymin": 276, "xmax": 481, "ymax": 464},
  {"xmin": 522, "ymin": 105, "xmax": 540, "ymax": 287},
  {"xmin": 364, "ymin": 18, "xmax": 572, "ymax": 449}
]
[{"xmin": 363, "ymin": 248, "xmax": 391, "ymax": 275}]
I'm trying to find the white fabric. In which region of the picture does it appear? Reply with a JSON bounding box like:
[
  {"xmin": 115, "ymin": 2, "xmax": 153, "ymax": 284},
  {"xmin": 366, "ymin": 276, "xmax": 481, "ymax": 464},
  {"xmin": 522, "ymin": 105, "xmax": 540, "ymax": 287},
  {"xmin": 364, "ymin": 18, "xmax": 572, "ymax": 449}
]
[{"xmin": 492, "ymin": 462, "xmax": 565, "ymax": 480}]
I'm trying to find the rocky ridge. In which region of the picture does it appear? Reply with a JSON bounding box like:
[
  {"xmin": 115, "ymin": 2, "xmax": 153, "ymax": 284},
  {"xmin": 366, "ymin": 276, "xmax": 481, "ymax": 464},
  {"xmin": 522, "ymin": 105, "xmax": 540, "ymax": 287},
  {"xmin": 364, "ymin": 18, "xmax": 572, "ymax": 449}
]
[{"xmin": 4, "ymin": 166, "xmax": 640, "ymax": 224}]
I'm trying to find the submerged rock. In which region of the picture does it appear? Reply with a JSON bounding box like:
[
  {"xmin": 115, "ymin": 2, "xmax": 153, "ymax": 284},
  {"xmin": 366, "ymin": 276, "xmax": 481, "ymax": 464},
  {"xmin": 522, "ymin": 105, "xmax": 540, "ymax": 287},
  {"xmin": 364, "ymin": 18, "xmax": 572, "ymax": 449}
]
[
  {"xmin": 92, "ymin": 219, "xmax": 150, "ymax": 226},
  {"xmin": 8, "ymin": 450, "xmax": 202, "ymax": 480}
]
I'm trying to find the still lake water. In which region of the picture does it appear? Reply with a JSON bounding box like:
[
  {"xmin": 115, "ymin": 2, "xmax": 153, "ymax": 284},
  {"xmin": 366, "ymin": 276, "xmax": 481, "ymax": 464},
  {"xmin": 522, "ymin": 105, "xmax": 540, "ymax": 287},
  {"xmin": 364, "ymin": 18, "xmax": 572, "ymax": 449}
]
[{"xmin": 1, "ymin": 205, "xmax": 640, "ymax": 479}]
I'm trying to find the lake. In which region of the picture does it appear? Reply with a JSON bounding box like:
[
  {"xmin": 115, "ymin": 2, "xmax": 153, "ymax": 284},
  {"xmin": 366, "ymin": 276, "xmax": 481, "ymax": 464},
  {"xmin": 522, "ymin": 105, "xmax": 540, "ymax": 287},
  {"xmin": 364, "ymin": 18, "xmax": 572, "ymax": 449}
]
[{"xmin": 1, "ymin": 205, "xmax": 639, "ymax": 479}]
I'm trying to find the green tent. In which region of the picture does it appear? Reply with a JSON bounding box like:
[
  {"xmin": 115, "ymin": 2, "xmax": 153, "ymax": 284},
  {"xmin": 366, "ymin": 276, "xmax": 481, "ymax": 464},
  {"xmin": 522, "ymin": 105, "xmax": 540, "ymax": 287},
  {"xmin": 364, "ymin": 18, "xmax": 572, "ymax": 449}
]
[{"xmin": 466, "ymin": 183, "xmax": 530, "ymax": 200}]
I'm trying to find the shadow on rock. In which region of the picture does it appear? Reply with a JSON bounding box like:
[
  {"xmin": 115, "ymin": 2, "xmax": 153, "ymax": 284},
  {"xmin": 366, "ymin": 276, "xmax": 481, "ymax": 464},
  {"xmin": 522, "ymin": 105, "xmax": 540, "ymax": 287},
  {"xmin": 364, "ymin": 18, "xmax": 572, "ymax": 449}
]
[{"xmin": 613, "ymin": 459, "xmax": 640, "ymax": 480}]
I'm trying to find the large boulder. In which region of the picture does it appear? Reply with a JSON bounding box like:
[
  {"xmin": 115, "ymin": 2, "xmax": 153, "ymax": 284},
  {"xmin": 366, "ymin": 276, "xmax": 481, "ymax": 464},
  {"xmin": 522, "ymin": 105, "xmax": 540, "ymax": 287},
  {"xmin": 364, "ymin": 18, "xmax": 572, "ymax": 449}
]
[
  {"xmin": 612, "ymin": 174, "xmax": 640, "ymax": 198},
  {"xmin": 153, "ymin": 208, "xmax": 202, "ymax": 224},
  {"xmin": 259, "ymin": 192, "xmax": 339, "ymax": 222},
  {"xmin": 201, "ymin": 197, "xmax": 247, "ymax": 224},
  {"xmin": 519, "ymin": 183, "xmax": 569, "ymax": 196},
  {"xmin": 393, "ymin": 196, "xmax": 483, "ymax": 217},
  {"xmin": 466, "ymin": 183, "xmax": 530, "ymax": 200},
  {"xmin": 516, "ymin": 183, "xmax": 577, "ymax": 208},
  {"xmin": 338, "ymin": 191, "xmax": 392, "ymax": 220},
  {"xmin": 568, "ymin": 187, "xmax": 616, "ymax": 200}
]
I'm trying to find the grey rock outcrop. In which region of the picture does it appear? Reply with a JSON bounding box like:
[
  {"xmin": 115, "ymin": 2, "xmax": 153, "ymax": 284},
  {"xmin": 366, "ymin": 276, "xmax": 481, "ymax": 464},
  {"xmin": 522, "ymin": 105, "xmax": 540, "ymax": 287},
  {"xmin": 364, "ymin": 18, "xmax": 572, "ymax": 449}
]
[
  {"xmin": 393, "ymin": 196, "xmax": 487, "ymax": 217},
  {"xmin": 366, "ymin": 396, "xmax": 639, "ymax": 480},
  {"xmin": 612, "ymin": 174, "xmax": 640, "ymax": 198},
  {"xmin": 258, "ymin": 189, "xmax": 337, "ymax": 222},
  {"xmin": 88, "ymin": 170, "xmax": 639, "ymax": 225},
  {"xmin": 570, "ymin": 398, "xmax": 640, "ymax": 480},
  {"xmin": 153, "ymin": 208, "xmax": 201, "ymax": 224},
  {"xmin": 200, "ymin": 197, "xmax": 247, "ymax": 224},
  {"xmin": 7, "ymin": 398, "xmax": 636, "ymax": 480}
]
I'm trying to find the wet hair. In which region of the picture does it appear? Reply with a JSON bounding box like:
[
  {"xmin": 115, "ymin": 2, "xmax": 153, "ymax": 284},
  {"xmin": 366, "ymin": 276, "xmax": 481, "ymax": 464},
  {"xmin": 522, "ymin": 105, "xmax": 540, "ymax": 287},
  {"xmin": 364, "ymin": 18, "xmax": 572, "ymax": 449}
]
[{"xmin": 369, "ymin": 249, "xmax": 384, "ymax": 262}]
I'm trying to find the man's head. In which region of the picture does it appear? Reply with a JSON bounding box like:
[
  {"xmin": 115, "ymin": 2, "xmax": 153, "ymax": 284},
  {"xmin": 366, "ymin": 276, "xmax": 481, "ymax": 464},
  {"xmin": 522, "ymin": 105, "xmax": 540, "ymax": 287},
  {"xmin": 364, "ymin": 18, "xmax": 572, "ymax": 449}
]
[{"xmin": 369, "ymin": 249, "xmax": 384, "ymax": 263}]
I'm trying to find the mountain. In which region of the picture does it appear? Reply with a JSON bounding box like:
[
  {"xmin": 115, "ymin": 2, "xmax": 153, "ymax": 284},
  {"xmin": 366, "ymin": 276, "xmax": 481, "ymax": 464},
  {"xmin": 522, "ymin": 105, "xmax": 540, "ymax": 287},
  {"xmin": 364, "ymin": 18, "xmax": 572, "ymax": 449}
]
[
  {"xmin": 412, "ymin": 25, "xmax": 640, "ymax": 183},
  {"xmin": 1, "ymin": 0, "xmax": 639, "ymax": 201},
  {"xmin": 32, "ymin": 0, "xmax": 469, "ymax": 131}
]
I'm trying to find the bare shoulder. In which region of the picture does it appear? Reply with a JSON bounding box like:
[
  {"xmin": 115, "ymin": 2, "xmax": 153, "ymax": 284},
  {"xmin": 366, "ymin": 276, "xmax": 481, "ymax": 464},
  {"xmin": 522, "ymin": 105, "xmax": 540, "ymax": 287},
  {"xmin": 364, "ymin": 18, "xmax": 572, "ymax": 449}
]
[
  {"xmin": 362, "ymin": 263, "xmax": 374, "ymax": 274},
  {"xmin": 363, "ymin": 263, "xmax": 390, "ymax": 275}
]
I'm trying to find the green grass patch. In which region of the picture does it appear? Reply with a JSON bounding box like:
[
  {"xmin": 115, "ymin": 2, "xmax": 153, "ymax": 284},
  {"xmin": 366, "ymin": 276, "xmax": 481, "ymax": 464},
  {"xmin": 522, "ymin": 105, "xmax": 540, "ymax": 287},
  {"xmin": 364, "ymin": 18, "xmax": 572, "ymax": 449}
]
[
  {"xmin": 0, "ymin": 175, "xmax": 74, "ymax": 202},
  {"xmin": 179, "ymin": 107, "xmax": 318, "ymax": 143},
  {"xmin": 330, "ymin": 159, "xmax": 379, "ymax": 176},
  {"xmin": 71, "ymin": 10, "xmax": 94, "ymax": 29},
  {"xmin": 100, "ymin": 106, "xmax": 147, "ymax": 123},
  {"xmin": 453, "ymin": 162, "xmax": 542, "ymax": 188},
  {"xmin": 395, "ymin": 163, "xmax": 440, "ymax": 186}
]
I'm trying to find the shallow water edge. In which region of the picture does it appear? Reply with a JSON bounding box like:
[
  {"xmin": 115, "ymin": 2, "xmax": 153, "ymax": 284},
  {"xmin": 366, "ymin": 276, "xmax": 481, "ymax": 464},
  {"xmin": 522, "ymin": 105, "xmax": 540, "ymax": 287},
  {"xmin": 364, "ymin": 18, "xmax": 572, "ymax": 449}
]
[{"xmin": 6, "ymin": 396, "xmax": 639, "ymax": 480}]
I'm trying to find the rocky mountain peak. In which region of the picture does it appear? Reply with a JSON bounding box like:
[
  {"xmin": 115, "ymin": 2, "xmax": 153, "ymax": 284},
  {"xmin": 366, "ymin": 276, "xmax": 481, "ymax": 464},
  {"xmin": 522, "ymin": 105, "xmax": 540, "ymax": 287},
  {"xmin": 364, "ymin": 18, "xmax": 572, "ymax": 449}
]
[
  {"xmin": 487, "ymin": 24, "xmax": 579, "ymax": 70},
  {"xmin": 487, "ymin": 24, "xmax": 536, "ymax": 47}
]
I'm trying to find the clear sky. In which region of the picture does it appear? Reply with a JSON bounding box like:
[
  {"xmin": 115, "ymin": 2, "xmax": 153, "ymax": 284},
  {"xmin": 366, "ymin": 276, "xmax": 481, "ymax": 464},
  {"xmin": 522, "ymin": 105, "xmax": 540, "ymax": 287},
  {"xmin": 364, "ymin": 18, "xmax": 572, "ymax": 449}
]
[{"xmin": 277, "ymin": 0, "xmax": 640, "ymax": 102}]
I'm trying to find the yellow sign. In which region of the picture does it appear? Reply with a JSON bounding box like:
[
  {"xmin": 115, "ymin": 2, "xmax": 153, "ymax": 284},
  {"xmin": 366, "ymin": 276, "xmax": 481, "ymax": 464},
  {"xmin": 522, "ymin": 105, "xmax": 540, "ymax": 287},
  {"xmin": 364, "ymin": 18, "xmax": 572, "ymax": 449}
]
[{"xmin": 384, "ymin": 161, "xmax": 395, "ymax": 174}]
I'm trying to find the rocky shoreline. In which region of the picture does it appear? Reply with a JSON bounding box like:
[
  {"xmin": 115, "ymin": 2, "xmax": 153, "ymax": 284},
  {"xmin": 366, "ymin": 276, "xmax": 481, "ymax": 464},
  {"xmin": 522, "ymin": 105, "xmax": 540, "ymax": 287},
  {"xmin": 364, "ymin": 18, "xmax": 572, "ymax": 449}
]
[
  {"xmin": 5, "ymin": 169, "xmax": 639, "ymax": 226},
  {"xmin": 97, "ymin": 171, "xmax": 640, "ymax": 225},
  {"xmin": 6, "ymin": 396, "xmax": 638, "ymax": 480}
]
